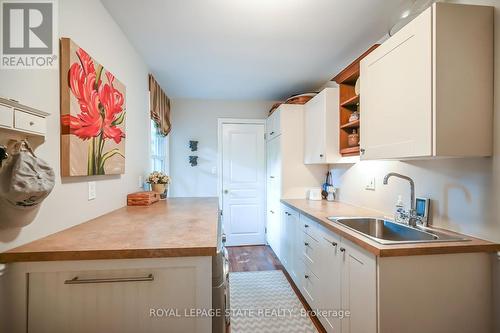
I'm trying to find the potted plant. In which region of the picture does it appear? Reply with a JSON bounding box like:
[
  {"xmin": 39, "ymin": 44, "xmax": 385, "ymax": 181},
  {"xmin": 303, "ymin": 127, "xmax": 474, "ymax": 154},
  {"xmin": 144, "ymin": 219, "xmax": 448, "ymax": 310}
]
[{"xmin": 147, "ymin": 171, "xmax": 171, "ymax": 196}]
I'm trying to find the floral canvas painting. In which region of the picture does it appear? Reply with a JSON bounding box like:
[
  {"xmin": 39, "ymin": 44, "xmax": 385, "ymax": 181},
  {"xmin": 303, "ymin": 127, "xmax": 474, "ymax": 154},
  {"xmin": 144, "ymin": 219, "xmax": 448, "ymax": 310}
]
[{"xmin": 60, "ymin": 38, "xmax": 126, "ymax": 176}]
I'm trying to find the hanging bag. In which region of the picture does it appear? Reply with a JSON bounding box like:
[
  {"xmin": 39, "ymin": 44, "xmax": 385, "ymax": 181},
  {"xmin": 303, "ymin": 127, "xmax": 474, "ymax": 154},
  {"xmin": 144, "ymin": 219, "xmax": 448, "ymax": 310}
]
[{"xmin": 0, "ymin": 140, "xmax": 55, "ymax": 209}]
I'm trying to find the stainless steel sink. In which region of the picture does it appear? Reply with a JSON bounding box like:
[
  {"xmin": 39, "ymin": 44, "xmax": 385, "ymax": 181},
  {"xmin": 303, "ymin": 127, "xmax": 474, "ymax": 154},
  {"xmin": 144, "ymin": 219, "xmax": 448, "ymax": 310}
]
[{"xmin": 327, "ymin": 217, "xmax": 469, "ymax": 245}]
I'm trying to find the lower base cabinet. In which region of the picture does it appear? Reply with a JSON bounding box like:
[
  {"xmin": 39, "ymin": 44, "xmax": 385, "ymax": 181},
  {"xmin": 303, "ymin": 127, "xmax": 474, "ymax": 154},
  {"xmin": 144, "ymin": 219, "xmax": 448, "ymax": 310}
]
[
  {"xmin": 280, "ymin": 204, "xmax": 493, "ymax": 333},
  {"xmin": 281, "ymin": 204, "xmax": 376, "ymax": 333},
  {"xmin": 1, "ymin": 257, "xmax": 212, "ymax": 333}
]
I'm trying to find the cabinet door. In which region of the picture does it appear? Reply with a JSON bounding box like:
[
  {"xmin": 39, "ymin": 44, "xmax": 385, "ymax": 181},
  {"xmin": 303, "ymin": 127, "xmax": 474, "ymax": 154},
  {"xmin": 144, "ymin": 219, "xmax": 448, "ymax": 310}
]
[
  {"xmin": 287, "ymin": 209, "xmax": 299, "ymax": 282},
  {"xmin": 304, "ymin": 92, "xmax": 326, "ymax": 164},
  {"xmin": 267, "ymin": 109, "xmax": 281, "ymax": 139},
  {"xmin": 317, "ymin": 231, "xmax": 342, "ymax": 333},
  {"xmin": 360, "ymin": 7, "xmax": 432, "ymax": 160},
  {"xmin": 266, "ymin": 115, "xmax": 274, "ymax": 140},
  {"xmin": 340, "ymin": 239, "xmax": 377, "ymax": 333},
  {"xmin": 266, "ymin": 138, "xmax": 281, "ymax": 258},
  {"xmin": 272, "ymin": 109, "xmax": 281, "ymax": 137},
  {"xmin": 280, "ymin": 207, "xmax": 290, "ymax": 270}
]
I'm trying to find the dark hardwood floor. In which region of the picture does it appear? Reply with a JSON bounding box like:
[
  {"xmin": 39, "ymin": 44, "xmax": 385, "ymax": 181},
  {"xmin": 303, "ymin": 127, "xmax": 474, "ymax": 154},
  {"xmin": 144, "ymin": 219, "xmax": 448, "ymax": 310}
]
[{"xmin": 227, "ymin": 245, "xmax": 327, "ymax": 333}]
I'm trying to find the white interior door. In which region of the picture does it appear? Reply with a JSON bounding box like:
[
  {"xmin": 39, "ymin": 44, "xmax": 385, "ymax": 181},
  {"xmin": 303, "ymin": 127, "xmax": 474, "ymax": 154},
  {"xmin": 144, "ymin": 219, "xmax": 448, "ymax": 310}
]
[{"xmin": 222, "ymin": 123, "xmax": 266, "ymax": 246}]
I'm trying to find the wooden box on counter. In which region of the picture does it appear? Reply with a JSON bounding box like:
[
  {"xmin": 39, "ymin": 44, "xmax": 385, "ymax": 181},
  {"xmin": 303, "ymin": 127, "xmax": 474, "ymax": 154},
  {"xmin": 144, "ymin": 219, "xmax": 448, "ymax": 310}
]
[{"xmin": 127, "ymin": 191, "xmax": 160, "ymax": 206}]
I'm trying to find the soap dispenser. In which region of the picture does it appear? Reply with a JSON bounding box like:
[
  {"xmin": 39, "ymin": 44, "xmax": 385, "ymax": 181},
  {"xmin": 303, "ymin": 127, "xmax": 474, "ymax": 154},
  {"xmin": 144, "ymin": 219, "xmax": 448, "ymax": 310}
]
[{"xmin": 394, "ymin": 195, "xmax": 404, "ymax": 223}]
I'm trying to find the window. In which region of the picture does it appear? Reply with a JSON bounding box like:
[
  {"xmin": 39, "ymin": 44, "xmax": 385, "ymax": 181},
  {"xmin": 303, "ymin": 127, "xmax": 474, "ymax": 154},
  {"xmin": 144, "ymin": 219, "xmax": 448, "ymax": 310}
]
[{"xmin": 150, "ymin": 120, "xmax": 168, "ymax": 173}]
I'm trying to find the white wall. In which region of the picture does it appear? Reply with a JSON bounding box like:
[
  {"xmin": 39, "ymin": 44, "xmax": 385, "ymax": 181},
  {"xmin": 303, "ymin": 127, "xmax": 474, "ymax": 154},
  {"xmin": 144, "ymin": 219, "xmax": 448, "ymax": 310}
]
[
  {"xmin": 169, "ymin": 99, "xmax": 273, "ymax": 197},
  {"xmin": 0, "ymin": 0, "xmax": 150, "ymax": 251}
]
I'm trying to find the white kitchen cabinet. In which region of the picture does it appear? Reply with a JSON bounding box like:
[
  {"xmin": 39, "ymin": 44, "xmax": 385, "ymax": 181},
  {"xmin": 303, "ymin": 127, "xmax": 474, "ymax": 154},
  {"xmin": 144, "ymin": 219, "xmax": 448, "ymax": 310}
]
[
  {"xmin": 340, "ymin": 239, "xmax": 377, "ymax": 333},
  {"xmin": 280, "ymin": 204, "xmax": 299, "ymax": 276},
  {"xmin": 1, "ymin": 257, "xmax": 212, "ymax": 333},
  {"xmin": 281, "ymin": 205, "xmax": 492, "ymax": 333},
  {"xmin": 285, "ymin": 209, "xmax": 377, "ymax": 333},
  {"xmin": 266, "ymin": 137, "xmax": 282, "ymax": 259},
  {"xmin": 360, "ymin": 3, "xmax": 493, "ymax": 160},
  {"xmin": 280, "ymin": 208, "xmax": 290, "ymax": 270},
  {"xmin": 316, "ymin": 229, "xmax": 342, "ymax": 333},
  {"xmin": 304, "ymin": 88, "xmax": 342, "ymax": 164},
  {"xmin": 266, "ymin": 105, "xmax": 326, "ymax": 259}
]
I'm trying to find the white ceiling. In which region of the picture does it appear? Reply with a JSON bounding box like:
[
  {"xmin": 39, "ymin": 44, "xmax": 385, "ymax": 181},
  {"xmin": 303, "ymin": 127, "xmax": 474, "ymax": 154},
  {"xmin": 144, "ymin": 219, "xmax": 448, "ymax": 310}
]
[{"xmin": 101, "ymin": 0, "xmax": 414, "ymax": 100}]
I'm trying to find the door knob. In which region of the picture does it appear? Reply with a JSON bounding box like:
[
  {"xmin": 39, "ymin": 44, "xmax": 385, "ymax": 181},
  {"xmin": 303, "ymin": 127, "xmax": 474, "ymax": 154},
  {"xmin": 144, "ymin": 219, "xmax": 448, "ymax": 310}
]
[{"xmin": 340, "ymin": 247, "xmax": 346, "ymax": 252}]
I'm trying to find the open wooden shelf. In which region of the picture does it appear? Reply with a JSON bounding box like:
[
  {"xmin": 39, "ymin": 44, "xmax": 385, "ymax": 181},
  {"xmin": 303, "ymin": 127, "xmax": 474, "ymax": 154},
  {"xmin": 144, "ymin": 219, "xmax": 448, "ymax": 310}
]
[
  {"xmin": 340, "ymin": 146, "xmax": 360, "ymax": 155},
  {"xmin": 340, "ymin": 95, "xmax": 359, "ymax": 108},
  {"xmin": 333, "ymin": 44, "xmax": 379, "ymax": 157},
  {"xmin": 340, "ymin": 119, "xmax": 360, "ymax": 130}
]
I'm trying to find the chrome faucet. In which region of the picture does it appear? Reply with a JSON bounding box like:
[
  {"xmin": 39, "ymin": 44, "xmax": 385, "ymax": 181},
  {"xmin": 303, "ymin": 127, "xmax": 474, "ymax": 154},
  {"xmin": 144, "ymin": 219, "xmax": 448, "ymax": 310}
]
[{"xmin": 383, "ymin": 172, "xmax": 419, "ymax": 227}]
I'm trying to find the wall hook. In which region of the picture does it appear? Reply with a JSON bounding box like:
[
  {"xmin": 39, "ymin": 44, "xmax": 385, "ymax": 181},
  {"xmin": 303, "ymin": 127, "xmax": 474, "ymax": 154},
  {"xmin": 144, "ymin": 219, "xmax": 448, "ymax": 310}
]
[
  {"xmin": 189, "ymin": 140, "xmax": 198, "ymax": 152},
  {"xmin": 189, "ymin": 156, "xmax": 198, "ymax": 167}
]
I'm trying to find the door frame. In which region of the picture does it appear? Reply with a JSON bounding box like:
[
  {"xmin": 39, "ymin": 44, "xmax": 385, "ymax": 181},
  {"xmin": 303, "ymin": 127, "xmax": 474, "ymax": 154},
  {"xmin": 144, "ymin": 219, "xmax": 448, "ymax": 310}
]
[{"xmin": 217, "ymin": 118, "xmax": 267, "ymax": 222}]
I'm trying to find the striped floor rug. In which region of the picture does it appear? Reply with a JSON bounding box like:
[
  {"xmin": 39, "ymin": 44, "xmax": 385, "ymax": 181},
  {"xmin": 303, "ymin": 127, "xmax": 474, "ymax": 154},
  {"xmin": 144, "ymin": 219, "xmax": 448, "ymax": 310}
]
[{"xmin": 229, "ymin": 270, "xmax": 318, "ymax": 333}]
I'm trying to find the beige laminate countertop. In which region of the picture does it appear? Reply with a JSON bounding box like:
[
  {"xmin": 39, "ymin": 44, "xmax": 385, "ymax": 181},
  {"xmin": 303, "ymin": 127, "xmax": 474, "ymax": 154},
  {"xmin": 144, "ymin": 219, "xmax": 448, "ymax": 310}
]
[
  {"xmin": 281, "ymin": 199, "xmax": 500, "ymax": 257},
  {"xmin": 0, "ymin": 197, "xmax": 219, "ymax": 263}
]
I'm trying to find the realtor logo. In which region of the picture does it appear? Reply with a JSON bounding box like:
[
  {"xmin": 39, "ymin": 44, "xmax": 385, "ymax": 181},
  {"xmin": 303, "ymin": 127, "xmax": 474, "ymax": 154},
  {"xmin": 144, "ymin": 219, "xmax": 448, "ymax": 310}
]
[{"xmin": 1, "ymin": 0, "xmax": 57, "ymax": 69}]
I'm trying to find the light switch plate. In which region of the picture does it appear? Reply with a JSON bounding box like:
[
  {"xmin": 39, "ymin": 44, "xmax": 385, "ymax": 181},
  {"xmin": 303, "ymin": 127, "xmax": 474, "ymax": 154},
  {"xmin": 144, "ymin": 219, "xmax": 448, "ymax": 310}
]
[
  {"xmin": 365, "ymin": 177, "xmax": 376, "ymax": 191},
  {"xmin": 88, "ymin": 181, "xmax": 96, "ymax": 200}
]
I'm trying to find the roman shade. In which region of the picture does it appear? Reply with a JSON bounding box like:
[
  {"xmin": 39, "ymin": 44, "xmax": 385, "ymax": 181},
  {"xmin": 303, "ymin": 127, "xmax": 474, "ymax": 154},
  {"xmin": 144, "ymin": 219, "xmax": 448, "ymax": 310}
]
[{"xmin": 149, "ymin": 74, "xmax": 171, "ymax": 136}]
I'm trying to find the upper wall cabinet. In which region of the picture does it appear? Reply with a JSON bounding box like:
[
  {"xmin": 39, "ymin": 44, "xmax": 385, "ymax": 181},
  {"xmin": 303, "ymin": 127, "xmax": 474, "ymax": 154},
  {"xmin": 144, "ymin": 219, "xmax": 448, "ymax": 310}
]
[
  {"xmin": 266, "ymin": 108, "xmax": 281, "ymax": 140},
  {"xmin": 360, "ymin": 3, "xmax": 493, "ymax": 160},
  {"xmin": 304, "ymin": 88, "xmax": 342, "ymax": 164}
]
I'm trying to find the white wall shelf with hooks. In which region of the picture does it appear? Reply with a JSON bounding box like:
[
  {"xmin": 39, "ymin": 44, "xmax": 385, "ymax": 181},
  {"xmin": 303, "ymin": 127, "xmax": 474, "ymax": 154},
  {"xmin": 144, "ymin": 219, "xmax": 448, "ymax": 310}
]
[{"xmin": 0, "ymin": 97, "xmax": 49, "ymax": 137}]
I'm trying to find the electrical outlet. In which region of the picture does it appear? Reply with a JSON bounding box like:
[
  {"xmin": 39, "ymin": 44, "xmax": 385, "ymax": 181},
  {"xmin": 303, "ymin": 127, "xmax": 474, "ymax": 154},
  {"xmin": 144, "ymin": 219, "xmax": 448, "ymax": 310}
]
[
  {"xmin": 365, "ymin": 177, "xmax": 376, "ymax": 191},
  {"xmin": 88, "ymin": 181, "xmax": 96, "ymax": 200}
]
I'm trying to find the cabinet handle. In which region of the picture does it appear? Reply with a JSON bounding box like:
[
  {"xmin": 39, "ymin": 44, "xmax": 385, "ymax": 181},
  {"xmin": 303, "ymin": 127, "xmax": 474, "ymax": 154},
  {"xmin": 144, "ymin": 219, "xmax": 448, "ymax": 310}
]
[
  {"xmin": 304, "ymin": 275, "xmax": 309, "ymax": 279},
  {"xmin": 270, "ymin": 131, "xmax": 275, "ymax": 135},
  {"xmin": 331, "ymin": 241, "xmax": 337, "ymax": 247},
  {"xmin": 269, "ymin": 176, "xmax": 275, "ymax": 179},
  {"xmin": 304, "ymin": 224, "xmax": 309, "ymax": 228},
  {"xmin": 319, "ymin": 154, "xmax": 324, "ymax": 158},
  {"xmin": 270, "ymin": 210, "xmax": 274, "ymax": 214},
  {"xmin": 304, "ymin": 242, "xmax": 309, "ymax": 246},
  {"xmin": 360, "ymin": 148, "xmax": 366, "ymax": 154},
  {"xmin": 340, "ymin": 247, "xmax": 346, "ymax": 252},
  {"xmin": 29, "ymin": 121, "xmax": 35, "ymax": 126},
  {"xmin": 64, "ymin": 274, "xmax": 154, "ymax": 285}
]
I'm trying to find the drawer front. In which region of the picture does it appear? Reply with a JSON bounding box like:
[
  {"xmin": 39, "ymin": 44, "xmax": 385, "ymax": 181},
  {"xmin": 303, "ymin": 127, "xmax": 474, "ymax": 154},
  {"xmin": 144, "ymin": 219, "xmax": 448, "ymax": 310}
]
[
  {"xmin": 28, "ymin": 267, "xmax": 204, "ymax": 333},
  {"xmin": 0, "ymin": 104, "xmax": 13, "ymax": 128},
  {"xmin": 301, "ymin": 262, "xmax": 320, "ymax": 310},
  {"xmin": 14, "ymin": 110, "xmax": 46, "ymax": 134},
  {"xmin": 300, "ymin": 214, "xmax": 321, "ymax": 241},
  {"xmin": 301, "ymin": 232, "xmax": 321, "ymax": 276}
]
